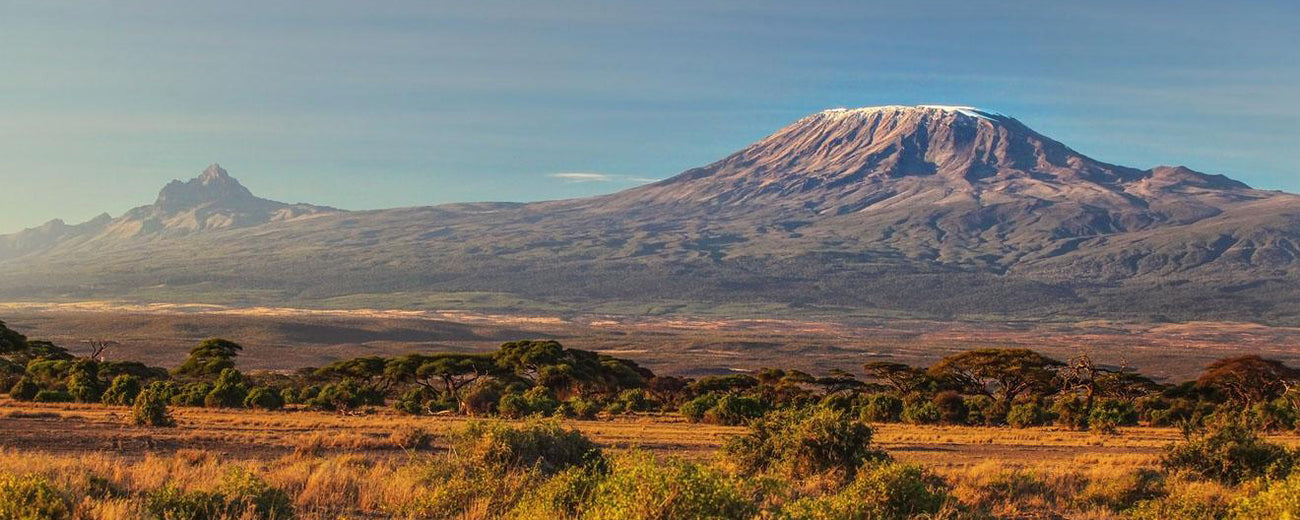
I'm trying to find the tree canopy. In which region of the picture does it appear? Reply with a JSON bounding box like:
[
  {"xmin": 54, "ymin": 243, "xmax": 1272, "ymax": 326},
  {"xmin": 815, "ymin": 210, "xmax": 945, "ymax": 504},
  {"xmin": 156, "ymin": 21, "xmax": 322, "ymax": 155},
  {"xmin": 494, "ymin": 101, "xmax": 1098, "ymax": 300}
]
[{"xmin": 173, "ymin": 338, "xmax": 243, "ymax": 378}]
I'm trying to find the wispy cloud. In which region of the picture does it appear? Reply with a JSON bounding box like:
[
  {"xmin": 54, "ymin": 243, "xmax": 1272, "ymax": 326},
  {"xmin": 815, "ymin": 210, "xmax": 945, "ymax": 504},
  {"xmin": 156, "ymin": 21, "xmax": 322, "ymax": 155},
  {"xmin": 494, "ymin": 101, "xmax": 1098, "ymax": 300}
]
[{"xmin": 549, "ymin": 172, "xmax": 660, "ymax": 184}]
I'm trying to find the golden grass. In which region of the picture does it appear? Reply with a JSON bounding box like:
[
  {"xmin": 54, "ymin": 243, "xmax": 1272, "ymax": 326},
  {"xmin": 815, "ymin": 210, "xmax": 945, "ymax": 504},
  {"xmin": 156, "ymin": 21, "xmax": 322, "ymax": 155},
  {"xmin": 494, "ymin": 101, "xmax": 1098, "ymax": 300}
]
[{"xmin": 2, "ymin": 398, "xmax": 1299, "ymax": 517}]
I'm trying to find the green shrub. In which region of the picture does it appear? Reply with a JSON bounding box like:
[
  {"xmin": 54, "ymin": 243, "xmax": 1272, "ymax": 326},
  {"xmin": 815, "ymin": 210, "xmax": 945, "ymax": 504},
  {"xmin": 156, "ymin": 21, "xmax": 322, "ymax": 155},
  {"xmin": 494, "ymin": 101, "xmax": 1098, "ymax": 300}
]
[
  {"xmin": 219, "ymin": 466, "xmax": 295, "ymax": 519},
  {"xmin": 135, "ymin": 385, "xmax": 171, "ymax": 418},
  {"xmin": 394, "ymin": 388, "xmax": 429, "ymax": 415},
  {"xmin": 860, "ymin": 394, "xmax": 902, "ymax": 423},
  {"xmin": 778, "ymin": 461, "xmax": 951, "ymax": 520},
  {"xmin": 1231, "ymin": 470, "xmax": 1300, "ymax": 518},
  {"xmin": 144, "ymin": 484, "xmax": 225, "ymax": 519},
  {"xmin": 244, "ymin": 387, "xmax": 285, "ymax": 410},
  {"xmin": 452, "ymin": 418, "xmax": 603, "ymax": 476},
  {"xmin": 1163, "ymin": 423, "xmax": 1296, "ymax": 484},
  {"xmin": 66, "ymin": 372, "xmax": 101, "ymax": 404},
  {"xmin": 32, "ymin": 390, "xmax": 73, "ymax": 403},
  {"xmin": 204, "ymin": 368, "xmax": 248, "ymax": 408},
  {"xmin": 1089, "ymin": 398, "xmax": 1138, "ymax": 434},
  {"xmin": 100, "ymin": 374, "xmax": 142, "ymax": 406},
  {"xmin": 724, "ymin": 407, "xmax": 887, "ymax": 481},
  {"xmin": 612, "ymin": 388, "xmax": 658, "ymax": 414},
  {"xmin": 142, "ymin": 468, "xmax": 294, "ymax": 520},
  {"xmin": 506, "ymin": 465, "xmax": 603, "ymax": 519},
  {"xmin": 581, "ymin": 451, "xmax": 757, "ymax": 520},
  {"xmin": 0, "ymin": 474, "xmax": 71, "ymax": 519},
  {"xmin": 7, "ymin": 377, "xmax": 38, "ymax": 402},
  {"xmin": 524, "ymin": 386, "xmax": 561, "ymax": 416},
  {"xmin": 1051, "ymin": 396, "xmax": 1088, "ymax": 430},
  {"xmin": 932, "ymin": 391, "xmax": 968, "ymax": 425},
  {"xmin": 171, "ymin": 382, "xmax": 212, "ymax": 407},
  {"xmin": 679, "ymin": 393, "xmax": 721, "ymax": 423},
  {"xmin": 962, "ymin": 395, "xmax": 997, "ymax": 426},
  {"xmin": 1007, "ymin": 402, "xmax": 1050, "ymax": 428},
  {"xmin": 901, "ymin": 400, "xmax": 940, "ymax": 425},
  {"xmin": 499, "ymin": 392, "xmax": 532, "ymax": 419},
  {"xmin": 1128, "ymin": 479, "xmax": 1232, "ymax": 520},
  {"xmin": 703, "ymin": 394, "xmax": 768, "ymax": 426},
  {"xmin": 564, "ymin": 397, "xmax": 601, "ymax": 420},
  {"xmin": 132, "ymin": 386, "xmax": 176, "ymax": 427}
]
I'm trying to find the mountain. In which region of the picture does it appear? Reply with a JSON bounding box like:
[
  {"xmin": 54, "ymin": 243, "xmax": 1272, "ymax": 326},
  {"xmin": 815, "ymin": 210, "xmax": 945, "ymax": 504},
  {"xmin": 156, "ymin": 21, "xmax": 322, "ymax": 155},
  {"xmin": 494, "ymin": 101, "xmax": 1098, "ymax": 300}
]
[
  {"xmin": 2, "ymin": 106, "xmax": 1298, "ymax": 323},
  {"xmin": 0, "ymin": 164, "xmax": 338, "ymax": 259}
]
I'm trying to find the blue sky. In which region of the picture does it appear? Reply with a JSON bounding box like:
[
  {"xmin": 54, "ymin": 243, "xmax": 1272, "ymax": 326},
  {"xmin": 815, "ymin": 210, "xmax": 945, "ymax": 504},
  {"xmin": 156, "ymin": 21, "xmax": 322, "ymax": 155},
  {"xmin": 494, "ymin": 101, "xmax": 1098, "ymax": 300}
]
[{"xmin": 1, "ymin": 0, "xmax": 1297, "ymax": 232}]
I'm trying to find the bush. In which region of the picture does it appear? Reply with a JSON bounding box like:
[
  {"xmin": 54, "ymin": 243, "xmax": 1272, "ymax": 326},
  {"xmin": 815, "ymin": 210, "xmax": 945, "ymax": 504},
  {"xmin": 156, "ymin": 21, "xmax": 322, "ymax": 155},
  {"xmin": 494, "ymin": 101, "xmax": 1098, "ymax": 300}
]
[
  {"xmin": 461, "ymin": 379, "xmax": 505, "ymax": 416},
  {"xmin": 703, "ymin": 394, "xmax": 768, "ymax": 426},
  {"xmin": 244, "ymin": 387, "xmax": 285, "ymax": 410},
  {"xmin": 1089, "ymin": 398, "xmax": 1139, "ymax": 434},
  {"xmin": 219, "ymin": 466, "xmax": 295, "ymax": 519},
  {"xmin": 611, "ymin": 388, "xmax": 658, "ymax": 414},
  {"xmin": 564, "ymin": 397, "xmax": 601, "ymax": 420},
  {"xmin": 143, "ymin": 468, "xmax": 294, "ymax": 520},
  {"xmin": 100, "ymin": 374, "xmax": 142, "ymax": 406},
  {"xmin": 860, "ymin": 394, "xmax": 903, "ymax": 423},
  {"xmin": 506, "ymin": 465, "xmax": 602, "ymax": 519},
  {"xmin": 901, "ymin": 400, "xmax": 940, "ymax": 425},
  {"xmin": 0, "ymin": 474, "xmax": 70, "ymax": 519},
  {"xmin": 7, "ymin": 377, "xmax": 38, "ymax": 401},
  {"xmin": 499, "ymin": 392, "xmax": 532, "ymax": 419},
  {"xmin": 779, "ymin": 461, "xmax": 952, "ymax": 520},
  {"xmin": 932, "ymin": 391, "xmax": 968, "ymax": 425},
  {"xmin": 963, "ymin": 395, "xmax": 998, "ymax": 426},
  {"xmin": 132, "ymin": 387, "xmax": 176, "ymax": 427},
  {"xmin": 204, "ymin": 368, "xmax": 248, "ymax": 408},
  {"xmin": 1232, "ymin": 470, "xmax": 1300, "ymax": 518},
  {"xmin": 1163, "ymin": 423, "xmax": 1296, "ymax": 484},
  {"xmin": 171, "ymin": 382, "xmax": 212, "ymax": 407},
  {"xmin": 394, "ymin": 388, "xmax": 430, "ymax": 415},
  {"xmin": 32, "ymin": 390, "xmax": 73, "ymax": 403},
  {"xmin": 679, "ymin": 393, "xmax": 721, "ymax": 423},
  {"xmin": 452, "ymin": 418, "xmax": 603, "ymax": 476},
  {"xmin": 1007, "ymin": 402, "xmax": 1050, "ymax": 428},
  {"xmin": 1051, "ymin": 396, "xmax": 1088, "ymax": 430},
  {"xmin": 581, "ymin": 451, "xmax": 756, "ymax": 520},
  {"xmin": 66, "ymin": 371, "xmax": 101, "ymax": 404},
  {"xmin": 724, "ymin": 407, "xmax": 887, "ymax": 481}
]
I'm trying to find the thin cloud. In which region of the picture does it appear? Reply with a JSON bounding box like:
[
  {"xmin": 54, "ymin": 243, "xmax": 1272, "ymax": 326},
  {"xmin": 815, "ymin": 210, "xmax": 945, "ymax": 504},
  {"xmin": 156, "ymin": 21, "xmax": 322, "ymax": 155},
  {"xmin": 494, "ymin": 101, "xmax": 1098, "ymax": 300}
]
[
  {"xmin": 550, "ymin": 172, "xmax": 615, "ymax": 182},
  {"xmin": 549, "ymin": 172, "xmax": 661, "ymax": 184}
]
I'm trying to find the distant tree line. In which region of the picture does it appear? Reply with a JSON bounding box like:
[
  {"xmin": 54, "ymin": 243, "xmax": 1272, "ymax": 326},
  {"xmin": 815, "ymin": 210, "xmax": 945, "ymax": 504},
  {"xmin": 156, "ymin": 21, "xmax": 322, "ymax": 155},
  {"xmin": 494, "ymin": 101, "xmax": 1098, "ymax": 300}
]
[{"xmin": 3, "ymin": 319, "xmax": 1298, "ymax": 435}]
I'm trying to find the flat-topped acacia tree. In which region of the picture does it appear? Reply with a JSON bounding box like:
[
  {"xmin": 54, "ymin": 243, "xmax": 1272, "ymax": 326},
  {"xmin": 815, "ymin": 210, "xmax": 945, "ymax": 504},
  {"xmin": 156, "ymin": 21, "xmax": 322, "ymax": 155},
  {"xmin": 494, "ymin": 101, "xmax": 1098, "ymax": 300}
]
[
  {"xmin": 173, "ymin": 338, "xmax": 243, "ymax": 379},
  {"xmin": 927, "ymin": 349, "xmax": 1064, "ymax": 407}
]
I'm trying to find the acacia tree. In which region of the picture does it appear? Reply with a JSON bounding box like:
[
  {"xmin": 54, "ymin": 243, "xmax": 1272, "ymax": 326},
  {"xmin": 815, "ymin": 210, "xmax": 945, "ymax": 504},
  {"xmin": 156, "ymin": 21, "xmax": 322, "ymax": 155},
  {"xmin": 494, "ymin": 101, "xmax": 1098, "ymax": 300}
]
[
  {"xmin": 1058, "ymin": 353, "xmax": 1160, "ymax": 416},
  {"xmin": 928, "ymin": 349, "xmax": 1063, "ymax": 406},
  {"xmin": 385, "ymin": 353, "xmax": 496, "ymax": 403},
  {"xmin": 862, "ymin": 361, "xmax": 929, "ymax": 395},
  {"xmin": 315, "ymin": 357, "xmax": 391, "ymax": 390},
  {"xmin": 173, "ymin": 338, "xmax": 243, "ymax": 378},
  {"xmin": 1197, "ymin": 355, "xmax": 1300, "ymax": 405}
]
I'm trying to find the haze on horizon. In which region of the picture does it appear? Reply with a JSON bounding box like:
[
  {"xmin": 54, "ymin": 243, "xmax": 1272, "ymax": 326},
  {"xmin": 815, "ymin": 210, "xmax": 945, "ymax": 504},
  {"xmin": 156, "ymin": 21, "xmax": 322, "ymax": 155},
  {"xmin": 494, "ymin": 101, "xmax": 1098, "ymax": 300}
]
[{"xmin": 1, "ymin": 0, "xmax": 1297, "ymax": 234}]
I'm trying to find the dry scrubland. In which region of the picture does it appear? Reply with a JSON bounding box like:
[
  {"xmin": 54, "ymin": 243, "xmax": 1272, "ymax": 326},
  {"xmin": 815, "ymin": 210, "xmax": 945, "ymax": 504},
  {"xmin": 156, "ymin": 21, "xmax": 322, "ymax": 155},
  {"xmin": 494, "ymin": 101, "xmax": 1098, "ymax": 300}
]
[{"xmin": 4, "ymin": 399, "xmax": 1300, "ymax": 519}]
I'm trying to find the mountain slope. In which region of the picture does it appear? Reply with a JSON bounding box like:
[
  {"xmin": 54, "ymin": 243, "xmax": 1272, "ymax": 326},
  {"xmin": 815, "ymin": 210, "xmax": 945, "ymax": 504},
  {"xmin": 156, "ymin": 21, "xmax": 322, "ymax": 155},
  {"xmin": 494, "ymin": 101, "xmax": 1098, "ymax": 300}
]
[{"xmin": 1, "ymin": 106, "xmax": 1297, "ymax": 323}]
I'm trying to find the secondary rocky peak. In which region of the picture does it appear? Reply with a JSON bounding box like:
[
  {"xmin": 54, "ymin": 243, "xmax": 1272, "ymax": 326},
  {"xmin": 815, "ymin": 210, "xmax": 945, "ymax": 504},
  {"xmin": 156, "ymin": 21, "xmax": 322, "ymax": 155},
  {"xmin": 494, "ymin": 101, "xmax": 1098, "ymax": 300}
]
[{"xmin": 155, "ymin": 163, "xmax": 256, "ymax": 211}]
